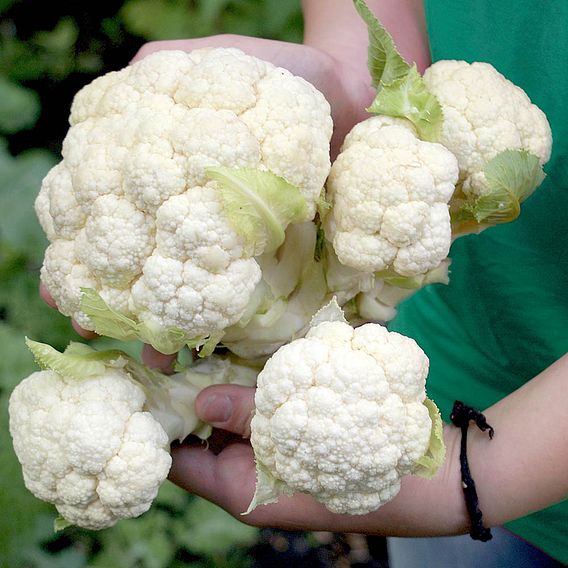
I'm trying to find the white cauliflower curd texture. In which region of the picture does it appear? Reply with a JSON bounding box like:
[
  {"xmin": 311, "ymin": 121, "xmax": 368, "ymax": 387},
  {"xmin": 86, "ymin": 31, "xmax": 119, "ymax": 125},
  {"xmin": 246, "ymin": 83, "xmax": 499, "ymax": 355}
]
[
  {"xmin": 36, "ymin": 48, "xmax": 332, "ymax": 340},
  {"xmin": 9, "ymin": 369, "xmax": 171, "ymax": 530},
  {"xmin": 424, "ymin": 60, "xmax": 552, "ymax": 197},
  {"xmin": 250, "ymin": 317, "xmax": 433, "ymax": 515},
  {"xmin": 326, "ymin": 116, "xmax": 459, "ymax": 275}
]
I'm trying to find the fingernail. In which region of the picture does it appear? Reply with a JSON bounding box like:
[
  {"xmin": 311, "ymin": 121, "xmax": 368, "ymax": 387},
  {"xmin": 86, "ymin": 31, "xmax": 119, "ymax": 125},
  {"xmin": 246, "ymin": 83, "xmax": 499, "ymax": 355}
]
[{"xmin": 201, "ymin": 394, "xmax": 232, "ymax": 423}]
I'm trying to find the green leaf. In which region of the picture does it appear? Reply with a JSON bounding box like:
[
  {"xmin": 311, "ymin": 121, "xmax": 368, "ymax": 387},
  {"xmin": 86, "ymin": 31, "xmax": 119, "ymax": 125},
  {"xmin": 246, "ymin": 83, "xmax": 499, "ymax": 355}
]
[
  {"xmin": 32, "ymin": 17, "xmax": 79, "ymax": 80},
  {"xmin": 367, "ymin": 65, "xmax": 444, "ymax": 141},
  {"xmin": 352, "ymin": 0, "xmax": 410, "ymax": 88},
  {"xmin": 0, "ymin": 142, "xmax": 56, "ymax": 259},
  {"xmin": 0, "ymin": 325, "xmax": 54, "ymax": 568},
  {"xmin": 79, "ymin": 288, "xmax": 192, "ymax": 355},
  {"xmin": 25, "ymin": 338, "xmax": 124, "ymax": 380},
  {"xmin": 206, "ymin": 167, "xmax": 307, "ymax": 256},
  {"xmin": 0, "ymin": 77, "xmax": 41, "ymax": 134},
  {"xmin": 54, "ymin": 516, "xmax": 73, "ymax": 532},
  {"xmin": 414, "ymin": 398, "xmax": 446, "ymax": 478},
  {"xmin": 353, "ymin": 0, "xmax": 443, "ymax": 141},
  {"xmin": 179, "ymin": 498, "xmax": 258, "ymax": 557},
  {"xmin": 451, "ymin": 150, "xmax": 546, "ymax": 234},
  {"xmin": 34, "ymin": 17, "xmax": 78, "ymax": 52},
  {"xmin": 244, "ymin": 462, "xmax": 293, "ymax": 514},
  {"xmin": 91, "ymin": 508, "xmax": 176, "ymax": 568},
  {"xmin": 0, "ymin": 251, "xmax": 73, "ymax": 348},
  {"xmin": 0, "ymin": 0, "xmax": 17, "ymax": 14},
  {"xmin": 80, "ymin": 288, "xmax": 143, "ymax": 342},
  {"xmin": 120, "ymin": 0, "xmax": 199, "ymax": 40}
]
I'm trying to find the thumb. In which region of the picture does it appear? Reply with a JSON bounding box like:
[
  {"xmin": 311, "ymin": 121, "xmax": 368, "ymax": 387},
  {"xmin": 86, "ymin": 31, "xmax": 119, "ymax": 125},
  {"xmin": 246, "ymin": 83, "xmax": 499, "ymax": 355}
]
[{"xmin": 195, "ymin": 384, "xmax": 256, "ymax": 438}]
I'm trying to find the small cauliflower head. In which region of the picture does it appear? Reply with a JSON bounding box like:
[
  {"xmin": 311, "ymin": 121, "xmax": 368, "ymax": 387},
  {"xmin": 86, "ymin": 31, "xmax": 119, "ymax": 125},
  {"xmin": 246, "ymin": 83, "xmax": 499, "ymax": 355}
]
[
  {"xmin": 248, "ymin": 302, "xmax": 444, "ymax": 515},
  {"xmin": 325, "ymin": 116, "xmax": 459, "ymax": 277},
  {"xmin": 36, "ymin": 48, "xmax": 332, "ymax": 353},
  {"xmin": 9, "ymin": 367, "xmax": 171, "ymax": 530},
  {"xmin": 351, "ymin": 3, "xmax": 552, "ymax": 236},
  {"xmin": 8, "ymin": 339, "xmax": 259, "ymax": 530},
  {"xmin": 424, "ymin": 60, "xmax": 552, "ymax": 199}
]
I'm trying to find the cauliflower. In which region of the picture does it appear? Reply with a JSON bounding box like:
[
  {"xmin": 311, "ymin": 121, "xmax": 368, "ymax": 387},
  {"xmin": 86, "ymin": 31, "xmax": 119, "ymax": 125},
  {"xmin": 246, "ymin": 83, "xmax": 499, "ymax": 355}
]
[
  {"xmin": 36, "ymin": 48, "xmax": 332, "ymax": 353},
  {"xmin": 325, "ymin": 115, "xmax": 459, "ymax": 276},
  {"xmin": 424, "ymin": 60, "xmax": 552, "ymax": 198},
  {"xmin": 353, "ymin": 0, "xmax": 551, "ymax": 236},
  {"xmin": 8, "ymin": 339, "xmax": 257, "ymax": 530},
  {"xmin": 339, "ymin": 0, "xmax": 553, "ymax": 321},
  {"xmin": 247, "ymin": 300, "xmax": 444, "ymax": 515}
]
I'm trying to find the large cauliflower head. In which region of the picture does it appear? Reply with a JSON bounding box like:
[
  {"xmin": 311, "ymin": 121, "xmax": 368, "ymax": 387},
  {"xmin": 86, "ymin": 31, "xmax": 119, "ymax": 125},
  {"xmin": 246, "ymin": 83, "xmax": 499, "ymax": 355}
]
[
  {"xmin": 424, "ymin": 60, "xmax": 552, "ymax": 198},
  {"xmin": 325, "ymin": 116, "xmax": 459, "ymax": 276},
  {"xmin": 8, "ymin": 368, "xmax": 171, "ymax": 530},
  {"xmin": 249, "ymin": 312, "xmax": 441, "ymax": 515},
  {"xmin": 36, "ymin": 48, "xmax": 332, "ymax": 352}
]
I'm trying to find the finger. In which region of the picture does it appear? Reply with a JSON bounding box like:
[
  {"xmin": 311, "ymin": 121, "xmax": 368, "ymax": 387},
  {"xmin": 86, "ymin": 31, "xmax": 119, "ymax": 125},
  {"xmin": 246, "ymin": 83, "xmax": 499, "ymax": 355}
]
[
  {"xmin": 40, "ymin": 283, "xmax": 99, "ymax": 339},
  {"xmin": 169, "ymin": 441, "xmax": 256, "ymax": 511},
  {"xmin": 39, "ymin": 283, "xmax": 58, "ymax": 309},
  {"xmin": 169, "ymin": 442, "xmax": 346, "ymax": 531},
  {"xmin": 195, "ymin": 384, "xmax": 256, "ymax": 438},
  {"xmin": 71, "ymin": 319, "xmax": 99, "ymax": 340},
  {"xmin": 130, "ymin": 36, "xmax": 242, "ymax": 63},
  {"xmin": 130, "ymin": 35, "xmax": 301, "ymax": 71},
  {"xmin": 142, "ymin": 343, "xmax": 176, "ymax": 373}
]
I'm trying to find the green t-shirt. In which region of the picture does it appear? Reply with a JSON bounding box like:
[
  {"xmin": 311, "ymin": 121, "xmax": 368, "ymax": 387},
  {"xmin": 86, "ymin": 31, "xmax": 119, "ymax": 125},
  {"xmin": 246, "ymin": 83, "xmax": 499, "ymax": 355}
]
[{"xmin": 389, "ymin": 0, "xmax": 568, "ymax": 562}]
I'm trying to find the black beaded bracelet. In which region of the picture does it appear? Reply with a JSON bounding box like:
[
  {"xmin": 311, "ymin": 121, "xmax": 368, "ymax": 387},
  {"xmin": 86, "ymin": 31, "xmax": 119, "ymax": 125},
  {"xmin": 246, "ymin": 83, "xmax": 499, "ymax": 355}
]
[{"xmin": 450, "ymin": 400, "xmax": 495, "ymax": 542}]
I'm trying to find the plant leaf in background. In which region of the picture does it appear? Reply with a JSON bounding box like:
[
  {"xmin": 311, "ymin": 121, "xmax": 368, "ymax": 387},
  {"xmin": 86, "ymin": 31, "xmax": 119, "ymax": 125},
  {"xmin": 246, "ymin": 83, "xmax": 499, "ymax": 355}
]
[
  {"xmin": 0, "ymin": 140, "xmax": 54, "ymax": 259},
  {"xmin": 1, "ymin": 16, "xmax": 79, "ymax": 82},
  {"xmin": 0, "ymin": 77, "xmax": 41, "ymax": 134},
  {"xmin": 174, "ymin": 498, "xmax": 259, "ymax": 560},
  {"xmin": 0, "ymin": 140, "xmax": 73, "ymax": 346},
  {"xmin": 0, "ymin": 324, "xmax": 52, "ymax": 568},
  {"xmin": 120, "ymin": 0, "xmax": 302, "ymax": 42}
]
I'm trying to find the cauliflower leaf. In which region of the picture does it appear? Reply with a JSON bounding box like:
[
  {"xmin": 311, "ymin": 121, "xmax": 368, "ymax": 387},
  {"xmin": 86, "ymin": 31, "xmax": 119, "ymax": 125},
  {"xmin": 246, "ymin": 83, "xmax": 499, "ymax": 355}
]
[
  {"xmin": 451, "ymin": 149, "xmax": 547, "ymax": 236},
  {"xmin": 206, "ymin": 167, "xmax": 308, "ymax": 256},
  {"xmin": 353, "ymin": 0, "xmax": 443, "ymax": 141}
]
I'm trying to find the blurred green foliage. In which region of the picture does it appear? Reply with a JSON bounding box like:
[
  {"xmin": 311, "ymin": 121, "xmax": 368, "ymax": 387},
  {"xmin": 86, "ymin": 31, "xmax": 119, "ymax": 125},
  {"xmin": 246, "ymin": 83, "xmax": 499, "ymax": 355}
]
[{"xmin": 0, "ymin": 1, "xmax": 302, "ymax": 566}]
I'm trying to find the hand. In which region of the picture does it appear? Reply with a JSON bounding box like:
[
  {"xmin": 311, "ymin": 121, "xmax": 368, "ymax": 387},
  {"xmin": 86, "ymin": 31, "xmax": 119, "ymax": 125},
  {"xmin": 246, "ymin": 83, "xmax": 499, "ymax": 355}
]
[
  {"xmin": 39, "ymin": 283, "xmax": 98, "ymax": 340},
  {"xmin": 169, "ymin": 383, "xmax": 463, "ymax": 535}
]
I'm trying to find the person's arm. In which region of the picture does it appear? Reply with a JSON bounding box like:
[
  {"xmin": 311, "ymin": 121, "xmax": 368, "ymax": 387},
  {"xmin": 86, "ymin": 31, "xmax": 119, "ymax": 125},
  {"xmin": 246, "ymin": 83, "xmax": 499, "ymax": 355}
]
[
  {"xmin": 300, "ymin": 0, "xmax": 430, "ymax": 154},
  {"xmin": 169, "ymin": 353, "xmax": 568, "ymax": 535},
  {"xmin": 302, "ymin": 0, "xmax": 430, "ymax": 73}
]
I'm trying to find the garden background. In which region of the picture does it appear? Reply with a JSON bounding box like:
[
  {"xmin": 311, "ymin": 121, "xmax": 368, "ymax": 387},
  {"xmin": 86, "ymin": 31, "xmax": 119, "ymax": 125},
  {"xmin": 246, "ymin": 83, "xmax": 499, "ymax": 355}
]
[{"xmin": 0, "ymin": 1, "xmax": 388, "ymax": 566}]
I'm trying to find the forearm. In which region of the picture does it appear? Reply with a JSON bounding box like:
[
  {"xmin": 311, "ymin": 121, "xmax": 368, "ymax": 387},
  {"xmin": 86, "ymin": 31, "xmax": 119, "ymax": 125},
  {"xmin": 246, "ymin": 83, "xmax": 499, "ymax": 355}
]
[
  {"xmin": 342, "ymin": 354, "xmax": 568, "ymax": 537},
  {"xmin": 170, "ymin": 353, "xmax": 568, "ymax": 536},
  {"xmin": 470, "ymin": 352, "xmax": 568, "ymax": 525},
  {"xmin": 302, "ymin": 0, "xmax": 431, "ymax": 73}
]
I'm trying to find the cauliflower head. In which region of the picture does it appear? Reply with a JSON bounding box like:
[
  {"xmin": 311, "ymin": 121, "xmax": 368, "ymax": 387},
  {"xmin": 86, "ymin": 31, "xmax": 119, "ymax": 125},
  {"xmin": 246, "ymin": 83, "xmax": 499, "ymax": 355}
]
[
  {"xmin": 36, "ymin": 48, "xmax": 332, "ymax": 353},
  {"xmin": 9, "ymin": 367, "xmax": 172, "ymax": 530},
  {"xmin": 8, "ymin": 339, "xmax": 259, "ymax": 530},
  {"xmin": 424, "ymin": 60, "xmax": 552, "ymax": 199},
  {"xmin": 248, "ymin": 301, "xmax": 444, "ymax": 515},
  {"xmin": 325, "ymin": 116, "xmax": 459, "ymax": 276}
]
